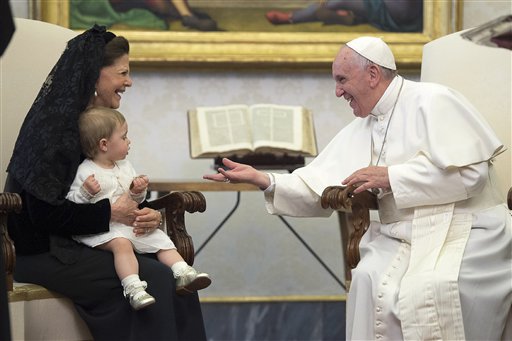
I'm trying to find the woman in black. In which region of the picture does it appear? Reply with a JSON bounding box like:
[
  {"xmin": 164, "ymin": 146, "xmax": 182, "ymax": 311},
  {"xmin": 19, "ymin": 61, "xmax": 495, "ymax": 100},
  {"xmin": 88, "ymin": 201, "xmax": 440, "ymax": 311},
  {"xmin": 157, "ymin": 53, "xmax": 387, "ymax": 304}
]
[{"xmin": 6, "ymin": 25, "xmax": 206, "ymax": 340}]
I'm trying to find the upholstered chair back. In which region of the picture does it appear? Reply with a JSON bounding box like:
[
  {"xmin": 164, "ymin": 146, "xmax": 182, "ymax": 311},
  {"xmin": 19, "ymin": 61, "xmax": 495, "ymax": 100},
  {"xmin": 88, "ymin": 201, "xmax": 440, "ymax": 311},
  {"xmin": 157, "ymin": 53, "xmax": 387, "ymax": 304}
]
[
  {"xmin": 421, "ymin": 28, "xmax": 511, "ymax": 201},
  {"xmin": 1, "ymin": 18, "xmax": 77, "ymax": 189}
]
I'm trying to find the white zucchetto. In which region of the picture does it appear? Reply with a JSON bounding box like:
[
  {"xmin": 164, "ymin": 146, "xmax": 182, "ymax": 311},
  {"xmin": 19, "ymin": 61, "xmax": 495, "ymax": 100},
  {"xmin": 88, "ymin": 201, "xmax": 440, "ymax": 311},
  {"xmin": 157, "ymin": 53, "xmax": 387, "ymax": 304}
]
[{"xmin": 346, "ymin": 36, "xmax": 397, "ymax": 70}]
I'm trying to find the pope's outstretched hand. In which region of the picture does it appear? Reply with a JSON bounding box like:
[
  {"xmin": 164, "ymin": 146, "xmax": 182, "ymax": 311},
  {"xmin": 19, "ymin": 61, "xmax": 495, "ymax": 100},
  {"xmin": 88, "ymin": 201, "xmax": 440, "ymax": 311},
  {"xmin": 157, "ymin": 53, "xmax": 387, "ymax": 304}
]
[{"xmin": 203, "ymin": 158, "xmax": 271, "ymax": 190}]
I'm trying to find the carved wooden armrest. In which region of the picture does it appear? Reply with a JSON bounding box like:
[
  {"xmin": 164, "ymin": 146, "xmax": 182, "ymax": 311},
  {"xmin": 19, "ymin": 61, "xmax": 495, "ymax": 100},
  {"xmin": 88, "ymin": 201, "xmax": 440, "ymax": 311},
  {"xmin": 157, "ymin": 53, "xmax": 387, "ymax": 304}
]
[
  {"xmin": 1, "ymin": 192, "xmax": 22, "ymax": 291},
  {"xmin": 145, "ymin": 191, "xmax": 206, "ymax": 266},
  {"xmin": 321, "ymin": 186, "xmax": 378, "ymax": 269}
]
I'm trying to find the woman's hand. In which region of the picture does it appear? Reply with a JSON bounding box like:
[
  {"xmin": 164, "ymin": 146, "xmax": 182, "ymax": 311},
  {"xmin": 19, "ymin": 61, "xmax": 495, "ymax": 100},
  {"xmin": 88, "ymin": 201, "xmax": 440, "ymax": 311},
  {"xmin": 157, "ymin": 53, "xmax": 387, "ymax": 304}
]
[
  {"xmin": 203, "ymin": 158, "xmax": 271, "ymax": 190},
  {"xmin": 111, "ymin": 193, "xmax": 162, "ymax": 236},
  {"xmin": 133, "ymin": 207, "xmax": 163, "ymax": 237},
  {"xmin": 111, "ymin": 193, "xmax": 137, "ymax": 226}
]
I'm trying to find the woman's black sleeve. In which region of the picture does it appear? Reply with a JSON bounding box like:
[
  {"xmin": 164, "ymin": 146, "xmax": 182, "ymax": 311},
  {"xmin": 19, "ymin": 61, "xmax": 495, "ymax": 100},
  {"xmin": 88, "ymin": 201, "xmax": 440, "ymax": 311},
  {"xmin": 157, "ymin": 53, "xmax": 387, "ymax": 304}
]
[{"xmin": 24, "ymin": 192, "xmax": 111, "ymax": 236}]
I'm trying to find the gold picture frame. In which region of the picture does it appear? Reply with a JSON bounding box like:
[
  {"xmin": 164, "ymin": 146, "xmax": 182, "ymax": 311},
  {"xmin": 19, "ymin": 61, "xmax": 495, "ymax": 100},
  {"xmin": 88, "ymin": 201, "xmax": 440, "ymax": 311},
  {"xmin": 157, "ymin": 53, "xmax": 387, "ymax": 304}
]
[{"xmin": 38, "ymin": 1, "xmax": 460, "ymax": 70}]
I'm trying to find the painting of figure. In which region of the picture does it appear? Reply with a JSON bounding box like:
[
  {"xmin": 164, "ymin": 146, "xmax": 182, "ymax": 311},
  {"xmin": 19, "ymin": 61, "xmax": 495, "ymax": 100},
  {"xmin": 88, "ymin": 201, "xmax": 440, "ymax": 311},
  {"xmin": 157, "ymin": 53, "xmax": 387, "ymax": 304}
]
[
  {"xmin": 265, "ymin": 0, "xmax": 423, "ymax": 32},
  {"xmin": 70, "ymin": 0, "xmax": 423, "ymax": 33},
  {"xmin": 71, "ymin": 0, "xmax": 218, "ymax": 31},
  {"xmin": 41, "ymin": 0, "xmax": 454, "ymax": 68}
]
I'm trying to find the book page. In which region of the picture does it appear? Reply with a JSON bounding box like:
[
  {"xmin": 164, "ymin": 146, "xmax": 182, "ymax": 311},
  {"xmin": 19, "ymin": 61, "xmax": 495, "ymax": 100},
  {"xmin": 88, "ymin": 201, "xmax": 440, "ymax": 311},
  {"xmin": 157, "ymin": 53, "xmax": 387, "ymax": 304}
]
[
  {"xmin": 250, "ymin": 104, "xmax": 303, "ymax": 151},
  {"xmin": 195, "ymin": 105, "xmax": 253, "ymax": 154},
  {"xmin": 301, "ymin": 109, "xmax": 318, "ymax": 156}
]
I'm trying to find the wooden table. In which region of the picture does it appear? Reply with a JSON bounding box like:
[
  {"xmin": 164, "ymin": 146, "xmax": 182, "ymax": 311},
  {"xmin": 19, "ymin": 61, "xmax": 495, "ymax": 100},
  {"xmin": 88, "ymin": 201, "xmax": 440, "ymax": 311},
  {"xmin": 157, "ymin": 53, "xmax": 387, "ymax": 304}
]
[{"xmin": 149, "ymin": 180, "xmax": 259, "ymax": 193}]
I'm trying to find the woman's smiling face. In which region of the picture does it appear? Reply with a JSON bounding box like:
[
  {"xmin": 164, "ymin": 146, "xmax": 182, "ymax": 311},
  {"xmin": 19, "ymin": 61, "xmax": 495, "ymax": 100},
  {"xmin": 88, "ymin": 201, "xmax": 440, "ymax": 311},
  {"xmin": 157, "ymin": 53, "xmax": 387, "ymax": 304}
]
[{"xmin": 93, "ymin": 54, "xmax": 132, "ymax": 109}]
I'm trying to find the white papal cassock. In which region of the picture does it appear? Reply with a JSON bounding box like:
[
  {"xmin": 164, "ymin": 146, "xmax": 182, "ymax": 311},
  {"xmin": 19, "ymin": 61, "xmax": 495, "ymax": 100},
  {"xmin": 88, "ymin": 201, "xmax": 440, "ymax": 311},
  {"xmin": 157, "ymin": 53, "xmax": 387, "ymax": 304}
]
[{"xmin": 264, "ymin": 76, "xmax": 512, "ymax": 340}]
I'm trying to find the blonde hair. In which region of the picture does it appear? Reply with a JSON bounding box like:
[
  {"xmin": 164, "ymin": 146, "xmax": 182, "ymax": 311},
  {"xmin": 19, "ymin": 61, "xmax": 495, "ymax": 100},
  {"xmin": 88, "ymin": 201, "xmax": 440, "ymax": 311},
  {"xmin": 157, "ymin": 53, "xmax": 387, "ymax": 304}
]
[{"xmin": 79, "ymin": 107, "xmax": 126, "ymax": 158}]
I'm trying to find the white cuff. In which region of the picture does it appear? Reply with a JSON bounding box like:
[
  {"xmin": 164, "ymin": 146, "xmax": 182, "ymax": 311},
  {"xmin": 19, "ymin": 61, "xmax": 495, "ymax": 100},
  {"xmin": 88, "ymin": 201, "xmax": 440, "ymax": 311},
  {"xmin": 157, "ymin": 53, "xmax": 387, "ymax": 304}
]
[{"xmin": 79, "ymin": 185, "xmax": 96, "ymax": 201}]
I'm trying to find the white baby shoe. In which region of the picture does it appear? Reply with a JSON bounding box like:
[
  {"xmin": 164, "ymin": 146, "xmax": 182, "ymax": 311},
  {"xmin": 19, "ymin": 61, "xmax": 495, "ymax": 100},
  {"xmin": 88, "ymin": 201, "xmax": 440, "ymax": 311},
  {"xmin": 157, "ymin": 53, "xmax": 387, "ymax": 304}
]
[
  {"xmin": 175, "ymin": 266, "xmax": 211, "ymax": 295},
  {"xmin": 124, "ymin": 280, "xmax": 156, "ymax": 310}
]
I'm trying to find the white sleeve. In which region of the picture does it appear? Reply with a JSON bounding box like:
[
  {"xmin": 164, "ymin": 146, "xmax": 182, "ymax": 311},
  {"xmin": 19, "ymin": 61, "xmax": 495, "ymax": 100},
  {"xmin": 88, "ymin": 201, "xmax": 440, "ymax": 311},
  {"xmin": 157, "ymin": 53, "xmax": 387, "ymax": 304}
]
[
  {"xmin": 130, "ymin": 188, "xmax": 147, "ymax": 204},
  {"xmin": 263, "ymin": 172, "xmax": 275, "ymax": 203},
  {"xmin": 66, "ymin": 163, "xmax": 96, "ymax": 203},
  {"xmin": 388, "ymin": 154, "xmax": 488, "ymax": 209},
  {"xmin": 264, "ymin": 173, "xmax": 333, "ymax": 217},
  {"xmin": 122, "ymin": 160, "xmax": 146, "ymax": 204}
]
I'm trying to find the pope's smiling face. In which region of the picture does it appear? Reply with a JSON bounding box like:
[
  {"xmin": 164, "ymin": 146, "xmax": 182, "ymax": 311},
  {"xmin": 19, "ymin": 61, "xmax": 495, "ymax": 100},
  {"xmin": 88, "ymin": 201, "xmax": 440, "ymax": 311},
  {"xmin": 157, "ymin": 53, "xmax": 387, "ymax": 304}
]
[{"xmin": 332, "ymin": 47, "xmax": 376, "ymax": 118}]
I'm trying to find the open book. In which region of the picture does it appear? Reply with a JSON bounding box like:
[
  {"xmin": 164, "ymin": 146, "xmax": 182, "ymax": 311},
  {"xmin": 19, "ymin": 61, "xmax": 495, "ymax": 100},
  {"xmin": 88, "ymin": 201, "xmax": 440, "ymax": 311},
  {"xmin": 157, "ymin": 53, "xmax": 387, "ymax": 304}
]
[{"xmin": 188, "ymin": 104, "xmax": 318, "ymax": 159}]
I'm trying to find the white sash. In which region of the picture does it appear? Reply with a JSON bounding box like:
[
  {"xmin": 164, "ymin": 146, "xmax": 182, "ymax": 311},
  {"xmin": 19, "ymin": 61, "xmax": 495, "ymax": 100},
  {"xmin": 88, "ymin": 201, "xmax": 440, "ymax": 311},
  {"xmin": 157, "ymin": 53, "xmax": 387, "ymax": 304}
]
[{"xmin": 399, "ymin": 203, "xmax": 472, "ymax": 340}]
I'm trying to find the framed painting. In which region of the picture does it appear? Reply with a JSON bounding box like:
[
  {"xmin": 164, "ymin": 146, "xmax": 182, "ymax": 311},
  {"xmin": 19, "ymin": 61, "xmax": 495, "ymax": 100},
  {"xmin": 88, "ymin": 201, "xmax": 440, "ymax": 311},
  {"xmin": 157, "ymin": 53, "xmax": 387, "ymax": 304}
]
[{"xmin": 37, "ymin": 0, "xmax": 461, "ymax": 70}]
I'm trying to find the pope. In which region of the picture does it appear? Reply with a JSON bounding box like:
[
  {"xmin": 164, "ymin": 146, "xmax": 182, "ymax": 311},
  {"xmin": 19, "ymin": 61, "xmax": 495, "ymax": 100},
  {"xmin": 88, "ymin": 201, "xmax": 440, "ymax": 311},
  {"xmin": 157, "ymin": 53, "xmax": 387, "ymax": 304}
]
[{"xmin": 204, "ymin": 36, "xmax": 512, "ymax": 340}]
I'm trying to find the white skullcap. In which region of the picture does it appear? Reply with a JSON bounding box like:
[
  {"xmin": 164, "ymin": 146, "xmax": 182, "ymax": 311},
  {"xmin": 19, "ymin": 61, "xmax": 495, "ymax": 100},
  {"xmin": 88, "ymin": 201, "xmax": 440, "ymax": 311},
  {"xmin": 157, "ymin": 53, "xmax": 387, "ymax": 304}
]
[{"xmin": 346, "ymin": 36, "xmax": 396, "ymax": 70}]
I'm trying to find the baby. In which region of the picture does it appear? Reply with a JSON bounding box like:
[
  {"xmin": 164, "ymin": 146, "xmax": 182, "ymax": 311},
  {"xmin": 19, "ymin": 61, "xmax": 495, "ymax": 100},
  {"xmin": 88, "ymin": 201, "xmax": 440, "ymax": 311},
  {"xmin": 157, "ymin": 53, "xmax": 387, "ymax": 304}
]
[{"xmin": 66, "ymin": 106, "xmax": 211, "ymax": 310}]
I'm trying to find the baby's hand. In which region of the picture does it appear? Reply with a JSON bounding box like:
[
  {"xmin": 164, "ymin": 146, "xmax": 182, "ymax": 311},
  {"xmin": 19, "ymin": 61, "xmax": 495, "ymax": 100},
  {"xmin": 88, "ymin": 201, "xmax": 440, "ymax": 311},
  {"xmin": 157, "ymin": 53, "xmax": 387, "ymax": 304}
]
[
  {"xmin": 130, "ymin": 175, "xmax": 149, "ymax": 194},
  {"xmin": 83, "ymin": 174, "xmax": 101, "ymax": 196}
]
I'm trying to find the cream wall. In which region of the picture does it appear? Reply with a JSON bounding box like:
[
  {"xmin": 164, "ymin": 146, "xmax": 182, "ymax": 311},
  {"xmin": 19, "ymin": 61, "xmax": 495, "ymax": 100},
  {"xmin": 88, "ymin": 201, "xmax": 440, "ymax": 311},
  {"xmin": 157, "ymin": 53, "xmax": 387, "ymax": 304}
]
[
  {"xmin": 111, "ymin": 68, "xmax": 353, "ymax": 298},
  {"xmin": 3, "ymin": 0, "xmax": 511, "ymax": 299}
]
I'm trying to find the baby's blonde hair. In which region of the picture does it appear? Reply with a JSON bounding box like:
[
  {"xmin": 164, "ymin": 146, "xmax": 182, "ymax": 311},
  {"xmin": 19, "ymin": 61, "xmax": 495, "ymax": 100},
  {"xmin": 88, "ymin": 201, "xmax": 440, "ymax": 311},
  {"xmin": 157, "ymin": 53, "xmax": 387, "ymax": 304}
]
[{"xmin": 79, "ymin": 106, "xmax": 126, "ymax": 158}]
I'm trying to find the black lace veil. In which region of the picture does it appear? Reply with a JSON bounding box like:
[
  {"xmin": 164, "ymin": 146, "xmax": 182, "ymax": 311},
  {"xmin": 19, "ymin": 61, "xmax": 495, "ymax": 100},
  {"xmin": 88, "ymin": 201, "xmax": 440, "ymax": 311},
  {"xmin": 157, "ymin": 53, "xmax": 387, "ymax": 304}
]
[{"xmin": 7, "ymin": 25, "xmax": 115, "ymax": 205}]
